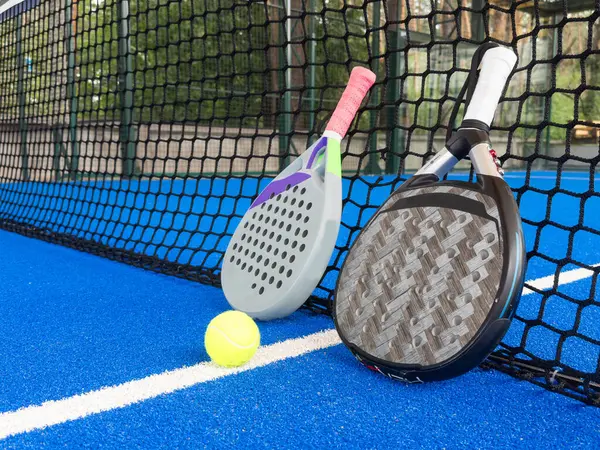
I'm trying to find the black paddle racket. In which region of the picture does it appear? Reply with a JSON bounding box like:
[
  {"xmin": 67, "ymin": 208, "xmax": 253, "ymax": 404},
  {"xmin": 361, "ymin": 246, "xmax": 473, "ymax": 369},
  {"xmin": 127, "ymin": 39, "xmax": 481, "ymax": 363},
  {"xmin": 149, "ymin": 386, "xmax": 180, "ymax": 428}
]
[{"xmin": 333, "ymin": 43, "xmax": 526, "ymax": 382}]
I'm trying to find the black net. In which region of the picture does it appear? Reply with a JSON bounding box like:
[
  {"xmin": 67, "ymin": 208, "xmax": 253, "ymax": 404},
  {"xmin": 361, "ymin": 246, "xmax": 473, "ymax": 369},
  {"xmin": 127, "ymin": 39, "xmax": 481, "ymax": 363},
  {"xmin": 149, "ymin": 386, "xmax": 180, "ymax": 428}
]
[{"xmin": 0, "ymin": 0, "xmax": 598, "ymax": 404}]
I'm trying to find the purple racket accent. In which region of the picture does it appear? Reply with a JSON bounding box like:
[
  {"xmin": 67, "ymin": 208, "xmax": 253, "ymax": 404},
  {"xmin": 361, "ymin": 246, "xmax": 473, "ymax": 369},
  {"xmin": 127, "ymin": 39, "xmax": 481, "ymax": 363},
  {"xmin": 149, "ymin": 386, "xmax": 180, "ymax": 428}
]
[
  {"xmin": 250, "ymin": 172, "xmax": 311, "ymax": 209},
  {"xmin": 306, "ymin": 138, "xmax": 327, "ymax": 169}
]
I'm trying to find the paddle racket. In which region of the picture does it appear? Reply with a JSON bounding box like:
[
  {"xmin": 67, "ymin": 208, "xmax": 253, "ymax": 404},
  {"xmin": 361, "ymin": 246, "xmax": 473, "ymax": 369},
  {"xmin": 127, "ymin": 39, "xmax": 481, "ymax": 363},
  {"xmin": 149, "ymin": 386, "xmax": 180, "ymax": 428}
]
[
  {"xmin": 222, "ymin": 67, "xmax": 376, "ymax": 320},
  {"xmin": 334, "ymin": 43, "xmax": 526, "ymax": 382}
]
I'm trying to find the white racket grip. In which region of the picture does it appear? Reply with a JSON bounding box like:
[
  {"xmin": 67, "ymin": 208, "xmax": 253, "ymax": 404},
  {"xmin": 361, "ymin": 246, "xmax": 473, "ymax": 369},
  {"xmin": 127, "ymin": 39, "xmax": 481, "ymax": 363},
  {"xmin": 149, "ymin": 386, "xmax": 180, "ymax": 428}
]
[
  {"xmin": 325, "ymin": 66, "xmax": 376, "ymax": 139},
  {"xmin": 463, "ymin": 46, "xmax": 517, "ymax": 127}
]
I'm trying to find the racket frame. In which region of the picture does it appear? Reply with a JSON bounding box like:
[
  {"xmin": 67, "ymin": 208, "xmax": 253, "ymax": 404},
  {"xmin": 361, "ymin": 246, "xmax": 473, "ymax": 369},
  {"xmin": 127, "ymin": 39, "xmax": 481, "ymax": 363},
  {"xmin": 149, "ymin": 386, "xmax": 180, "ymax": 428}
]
[{"xmin": 333, "ymin": 43, "xmax": 526, "ymax": 381}]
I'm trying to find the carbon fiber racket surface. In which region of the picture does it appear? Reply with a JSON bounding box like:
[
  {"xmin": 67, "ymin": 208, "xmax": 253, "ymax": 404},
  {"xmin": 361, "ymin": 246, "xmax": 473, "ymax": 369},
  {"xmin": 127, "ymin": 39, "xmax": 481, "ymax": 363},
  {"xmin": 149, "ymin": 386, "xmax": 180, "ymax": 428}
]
[{"xmin": 335, "ymin": 185, "xmax": 504, "ymax": 367}]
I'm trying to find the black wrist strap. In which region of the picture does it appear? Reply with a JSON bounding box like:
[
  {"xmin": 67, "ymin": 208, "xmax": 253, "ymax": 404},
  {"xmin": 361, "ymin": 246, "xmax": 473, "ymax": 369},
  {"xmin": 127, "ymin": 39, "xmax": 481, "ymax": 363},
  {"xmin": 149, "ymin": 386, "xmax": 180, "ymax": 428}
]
[{"xmin": 446, "ymin": 42, "xmax": 500, "ymax": 142}]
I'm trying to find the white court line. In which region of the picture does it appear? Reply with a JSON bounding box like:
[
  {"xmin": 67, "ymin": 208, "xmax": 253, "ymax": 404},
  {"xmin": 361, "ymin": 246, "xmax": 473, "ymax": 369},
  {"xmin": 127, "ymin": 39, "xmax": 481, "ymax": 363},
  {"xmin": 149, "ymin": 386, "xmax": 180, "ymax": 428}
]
[
  {"xmin": 522, "ymin": 263, "xmax": 600, "ymax": 296},
  {"xmin": 0, "ymin": 330, "xmax": 340, "ymax": 440},
  {"xmin": 0, "ymin": 264, "xmax": 599, "ymax": 440}
]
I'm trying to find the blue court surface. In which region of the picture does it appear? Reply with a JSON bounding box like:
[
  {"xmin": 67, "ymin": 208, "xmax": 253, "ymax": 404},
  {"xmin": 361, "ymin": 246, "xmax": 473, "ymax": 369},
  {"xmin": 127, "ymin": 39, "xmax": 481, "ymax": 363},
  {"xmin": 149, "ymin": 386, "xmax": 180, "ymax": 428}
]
[{"xmin": 0, "ymin": 171, "xmax": 599, "ymax": 448}]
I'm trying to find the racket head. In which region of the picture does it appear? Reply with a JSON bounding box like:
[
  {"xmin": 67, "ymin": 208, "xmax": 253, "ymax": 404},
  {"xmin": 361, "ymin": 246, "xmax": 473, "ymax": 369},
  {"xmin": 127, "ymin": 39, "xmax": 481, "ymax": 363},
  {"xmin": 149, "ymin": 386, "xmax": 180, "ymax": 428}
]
[
  {"xmin": 333, "ymin": 173, "xmax": 526, "ymax": 382},
  {"xmin": 222, "ymin": 136, "xmax": 342, "ymax": 320}
]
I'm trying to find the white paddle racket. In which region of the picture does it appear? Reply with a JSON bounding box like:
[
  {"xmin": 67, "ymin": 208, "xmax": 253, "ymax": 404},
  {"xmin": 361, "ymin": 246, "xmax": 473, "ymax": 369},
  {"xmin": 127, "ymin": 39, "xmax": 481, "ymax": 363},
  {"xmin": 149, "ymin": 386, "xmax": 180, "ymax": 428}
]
[{"xmin": 222, "ymin": 67, "xmax": 376, "ymax": 320}]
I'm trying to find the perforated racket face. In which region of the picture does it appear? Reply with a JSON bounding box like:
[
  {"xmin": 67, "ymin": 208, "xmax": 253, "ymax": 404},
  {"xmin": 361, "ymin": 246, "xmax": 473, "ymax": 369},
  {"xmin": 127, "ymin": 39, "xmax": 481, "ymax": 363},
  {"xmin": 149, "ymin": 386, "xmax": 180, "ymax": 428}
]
[
  {"xmin": 335, "ymin": 184, "xmax": 504, "ymax": 368},
  {"xmin": 222, "ymin": 138, "xmax": 342, "ymax": 320}
]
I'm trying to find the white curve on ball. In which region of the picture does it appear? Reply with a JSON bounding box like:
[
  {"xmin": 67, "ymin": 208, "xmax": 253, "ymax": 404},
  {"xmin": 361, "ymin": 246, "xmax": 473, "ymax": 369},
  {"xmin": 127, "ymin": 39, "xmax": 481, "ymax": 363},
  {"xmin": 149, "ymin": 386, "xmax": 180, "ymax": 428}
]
[{"xmin": 208, "ymin": 325, "xmax": 260, "ymax": 350}]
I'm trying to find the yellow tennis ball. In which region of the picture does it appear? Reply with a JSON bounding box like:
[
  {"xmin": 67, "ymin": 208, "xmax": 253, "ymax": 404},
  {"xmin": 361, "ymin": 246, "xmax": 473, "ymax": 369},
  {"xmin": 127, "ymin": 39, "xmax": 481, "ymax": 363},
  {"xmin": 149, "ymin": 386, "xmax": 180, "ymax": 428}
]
[{"xmin": 204, "ymin": 311, "xmax": 260, "ymax": 367}]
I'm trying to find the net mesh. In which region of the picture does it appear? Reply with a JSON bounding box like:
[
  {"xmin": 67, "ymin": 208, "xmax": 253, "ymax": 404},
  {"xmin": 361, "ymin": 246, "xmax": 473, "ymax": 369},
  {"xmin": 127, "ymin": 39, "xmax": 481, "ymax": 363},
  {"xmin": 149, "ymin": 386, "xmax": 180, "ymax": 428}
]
[{"xmin": 0, "ymin": 0, "xmax": 598, "ymax": 404}]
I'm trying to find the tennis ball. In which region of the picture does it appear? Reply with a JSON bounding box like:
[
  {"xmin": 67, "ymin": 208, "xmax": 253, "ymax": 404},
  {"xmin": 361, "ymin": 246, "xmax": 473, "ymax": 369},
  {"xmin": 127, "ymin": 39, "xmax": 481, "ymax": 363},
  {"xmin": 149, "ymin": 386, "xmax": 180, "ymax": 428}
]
[{"xmin": 204, "ymin": 311, "xmax": 260, "ymax": 367}]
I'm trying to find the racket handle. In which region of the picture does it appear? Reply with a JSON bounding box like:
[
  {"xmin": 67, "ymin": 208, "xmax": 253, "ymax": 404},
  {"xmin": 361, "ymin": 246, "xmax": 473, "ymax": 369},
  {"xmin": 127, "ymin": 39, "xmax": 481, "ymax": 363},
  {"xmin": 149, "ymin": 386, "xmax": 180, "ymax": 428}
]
[
  {"xmin": 463, "ymin": 46, "xmax": 517, "ymax": 127},
  {"xmin": 325, "ymin": 66, "xmax": 376, "ymax": 139}
]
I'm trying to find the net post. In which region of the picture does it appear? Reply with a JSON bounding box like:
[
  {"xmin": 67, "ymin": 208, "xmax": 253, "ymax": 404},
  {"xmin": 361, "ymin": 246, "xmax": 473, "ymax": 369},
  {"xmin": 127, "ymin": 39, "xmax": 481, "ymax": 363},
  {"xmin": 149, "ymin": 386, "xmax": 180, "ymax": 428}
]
[
  {"xmin": 117, "ymin": 0, "xmax": 137, "ymax": 178},
  {"xmin": 65, "ymin": 0, "xmax": 79, "ymax": 181},
  {"xmin": 471, "ymin": 0, "xmax": 486, "ymax": 43},
  {"xmin": 16, "ymin": 14, "xmax": 29, "ymax": 181},
  {"xmin": 384, "ymin": 0, "xmax": 406, "ymax": 176},
  {"xmin": 307, "ymin": 0, "xmax": 317, "ymax": 146},
  {"xmin": 542, "ymin": 12, "xmax": 560, "ymax": 169},
  {"xmin": 52, "ymin": 126, "xmax": 64, "ymax": 182},
  {"xmin": 278, "ymin": 0, "xmax": 292, "ymax": 170},
  {"xmin": 365, "ymin": 1, "xmax": 381, "ymax": 175}
]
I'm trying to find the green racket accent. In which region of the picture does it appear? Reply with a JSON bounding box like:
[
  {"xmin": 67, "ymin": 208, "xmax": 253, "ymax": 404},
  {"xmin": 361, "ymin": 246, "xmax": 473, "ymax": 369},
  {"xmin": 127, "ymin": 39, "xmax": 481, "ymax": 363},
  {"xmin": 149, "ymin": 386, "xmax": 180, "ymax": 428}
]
[
  {"xmin": 326, "ymin": 139, "xmax": 342, "ymax": 176},
  {"xmin": 316, "ymin": 152, "xmax": 325, "ymax": 166}
]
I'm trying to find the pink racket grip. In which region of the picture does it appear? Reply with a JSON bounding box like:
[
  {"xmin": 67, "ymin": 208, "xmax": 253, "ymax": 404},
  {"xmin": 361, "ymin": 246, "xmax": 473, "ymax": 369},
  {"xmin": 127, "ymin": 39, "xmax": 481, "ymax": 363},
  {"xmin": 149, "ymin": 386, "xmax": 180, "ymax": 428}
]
[{"xmin": 325, "ymin": 66, "xmax": 376, "ymax": 139}]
